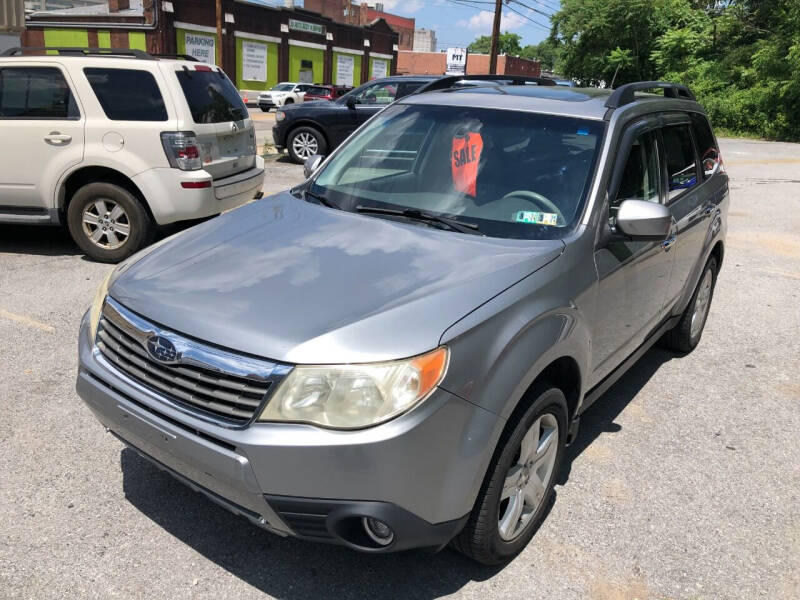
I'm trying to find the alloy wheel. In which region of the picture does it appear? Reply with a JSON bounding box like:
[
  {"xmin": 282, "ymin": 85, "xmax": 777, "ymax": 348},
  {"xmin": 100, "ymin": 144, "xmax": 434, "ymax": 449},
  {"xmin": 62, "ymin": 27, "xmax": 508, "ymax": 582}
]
[
  {"xmin": 292, "ymin": 132, "xmax": 319, "ymax": 159},
  {"xmin": 81, "ymin": 198, "xmax": 130, "ymax": 250},
  {"xmin": 690, "ymin": 269, "xmax": 713, "ymax": 338},
  {"xmin": 498, "ymin": 413, "xmax": 559, "ymax": 541}
]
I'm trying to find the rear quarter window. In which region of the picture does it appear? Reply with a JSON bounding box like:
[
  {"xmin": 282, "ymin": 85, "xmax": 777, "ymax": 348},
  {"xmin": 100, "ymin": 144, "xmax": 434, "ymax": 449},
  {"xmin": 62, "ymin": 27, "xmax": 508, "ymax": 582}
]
[{"xmin": 84, "ymin": 68, "xmax": 167, "ymax": 121}]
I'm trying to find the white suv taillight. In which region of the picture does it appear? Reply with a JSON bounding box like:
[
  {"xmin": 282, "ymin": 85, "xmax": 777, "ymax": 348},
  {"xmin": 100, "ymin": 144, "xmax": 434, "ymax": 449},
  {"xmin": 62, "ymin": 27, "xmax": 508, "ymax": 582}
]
[{"xmin": 161, "ymin": 131, "xmax": 202, "ymax": 170}]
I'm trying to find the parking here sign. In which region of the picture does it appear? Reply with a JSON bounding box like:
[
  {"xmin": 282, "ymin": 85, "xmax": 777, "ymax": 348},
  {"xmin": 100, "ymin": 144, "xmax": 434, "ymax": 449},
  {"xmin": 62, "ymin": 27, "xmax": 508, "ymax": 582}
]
[
  {"xmin": 446, "ymin": 47, "xmax": 467, "ymax": 75},
  {"xmin": 185, "ymin": 32, "xmax": 215, "ymax": 63}
]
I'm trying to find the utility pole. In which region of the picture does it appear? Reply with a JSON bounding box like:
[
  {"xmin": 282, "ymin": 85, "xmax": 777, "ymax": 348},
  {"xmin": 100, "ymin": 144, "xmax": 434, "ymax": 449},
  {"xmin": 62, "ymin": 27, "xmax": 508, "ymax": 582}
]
[
  {"xmin": 488, "ymin": 0, "xmax": 503, "ymax": 74},
  {"xmin": 215, "ymin": 0, "xmax": 223, "ymax": 66}
]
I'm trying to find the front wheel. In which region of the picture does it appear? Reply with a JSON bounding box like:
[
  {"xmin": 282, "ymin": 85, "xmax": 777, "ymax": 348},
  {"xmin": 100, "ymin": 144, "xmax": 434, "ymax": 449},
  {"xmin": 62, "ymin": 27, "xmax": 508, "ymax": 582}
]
[
  {"xmin": 66, "ymin": 182, "xmax": 154, "ymax": 263},
  {"xmin": 287, "ymin": 126, "xmax": 327, "ymax": 164},
  {"xmin": 452, "ymin": 384, "xmax": 567, "ymax": 565}
]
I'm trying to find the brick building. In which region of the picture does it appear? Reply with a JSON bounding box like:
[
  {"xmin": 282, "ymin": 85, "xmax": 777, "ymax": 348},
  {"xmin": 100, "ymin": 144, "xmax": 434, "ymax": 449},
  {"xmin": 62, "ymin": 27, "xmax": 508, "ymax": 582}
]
[
  {"xmin": 22, "ymin": 1, "xmax": 398, "ymax": 94},
  {"xmin": 304, "ymin": 0, "xmax": 414, "ymax": 50},
  {"xmin": 397, "ymin": 51, "xmax": 541, "ymax": 77}
]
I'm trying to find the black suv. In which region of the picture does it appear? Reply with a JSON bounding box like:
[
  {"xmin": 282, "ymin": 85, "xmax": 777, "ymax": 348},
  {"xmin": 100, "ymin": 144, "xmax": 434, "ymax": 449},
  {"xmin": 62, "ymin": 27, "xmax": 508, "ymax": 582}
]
[{"xmin": 272, "ymin": 75, "xmax": 438, "ymax": 163}]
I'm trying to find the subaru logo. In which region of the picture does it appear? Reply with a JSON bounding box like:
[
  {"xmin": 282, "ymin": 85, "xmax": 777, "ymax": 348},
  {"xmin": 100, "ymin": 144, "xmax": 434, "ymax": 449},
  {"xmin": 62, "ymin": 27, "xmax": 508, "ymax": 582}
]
[{"xmin": 146, "ymin": 335, "xmax": 179, "ymax": 363}]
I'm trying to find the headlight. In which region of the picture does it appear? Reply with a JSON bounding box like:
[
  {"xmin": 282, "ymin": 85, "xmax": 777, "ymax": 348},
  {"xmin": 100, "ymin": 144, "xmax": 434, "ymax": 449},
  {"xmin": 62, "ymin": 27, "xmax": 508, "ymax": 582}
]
[
  {"xmin": 258, "ymin": 347, "xmax": 449, "ymax": 429},
  {"xmin": 275, "ymin": 110, "xmax": 286, "ymax": 122},
  {"xmin": 88, "ymin": 269, "xmax": 114, "ymax": 341}
]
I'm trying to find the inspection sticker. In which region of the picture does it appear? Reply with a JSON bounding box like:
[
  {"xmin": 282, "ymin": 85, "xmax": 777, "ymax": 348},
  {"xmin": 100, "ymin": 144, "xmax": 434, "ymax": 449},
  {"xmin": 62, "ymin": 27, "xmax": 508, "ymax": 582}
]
[{"xmin": 515, "ymin": 210, "xmax": 559, "ymax": 225}]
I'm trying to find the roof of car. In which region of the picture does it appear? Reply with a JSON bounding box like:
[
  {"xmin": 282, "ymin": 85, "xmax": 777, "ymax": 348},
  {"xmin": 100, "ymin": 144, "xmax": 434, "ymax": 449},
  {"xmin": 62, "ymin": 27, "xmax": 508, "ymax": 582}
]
[{"xmin": 401, "ymin": 84, "xmax": 699, "ymax": 120}]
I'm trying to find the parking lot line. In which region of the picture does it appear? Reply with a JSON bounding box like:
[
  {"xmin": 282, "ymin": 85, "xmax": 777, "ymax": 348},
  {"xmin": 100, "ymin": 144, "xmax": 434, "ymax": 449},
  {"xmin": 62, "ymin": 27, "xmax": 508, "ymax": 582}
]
[{"xmin": 0, "ymin": 309, "xmax": 55, "ymax": 332}]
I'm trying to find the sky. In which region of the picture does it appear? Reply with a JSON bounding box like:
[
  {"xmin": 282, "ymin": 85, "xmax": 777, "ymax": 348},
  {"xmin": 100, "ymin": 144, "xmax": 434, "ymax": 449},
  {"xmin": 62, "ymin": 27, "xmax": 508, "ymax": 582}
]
[{"xmin": 250, "ymin": 1, "xmax": 560, "ymax": 50}]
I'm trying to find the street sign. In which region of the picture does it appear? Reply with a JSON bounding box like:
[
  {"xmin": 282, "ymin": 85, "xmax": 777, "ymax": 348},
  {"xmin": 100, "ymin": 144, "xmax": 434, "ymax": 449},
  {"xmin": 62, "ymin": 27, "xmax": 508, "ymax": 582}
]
[{"xmin": 446, "ymin": 47, "xmax": 467, "ymax": 75}]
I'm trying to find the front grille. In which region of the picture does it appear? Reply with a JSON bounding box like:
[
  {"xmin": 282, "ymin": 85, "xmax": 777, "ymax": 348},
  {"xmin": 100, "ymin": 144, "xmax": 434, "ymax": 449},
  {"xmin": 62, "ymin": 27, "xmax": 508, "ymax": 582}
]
[{"xmin": 96, "ymin": 298, "xmax": 285, "ymax": 424}]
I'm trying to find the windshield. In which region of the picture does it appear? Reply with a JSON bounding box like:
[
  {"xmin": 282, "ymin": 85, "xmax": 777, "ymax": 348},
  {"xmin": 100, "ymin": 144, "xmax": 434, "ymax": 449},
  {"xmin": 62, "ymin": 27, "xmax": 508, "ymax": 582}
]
[
  {"xmin": 310, "ymin": 104, "xmax": 604, "ymax": 239},
  {"xmin": 271, "ymin": 83, "xmax": 295, "ymax": 91},
  {"xmin": 176, "ymin": 70, "xmax": 246, "ymax": 123}
]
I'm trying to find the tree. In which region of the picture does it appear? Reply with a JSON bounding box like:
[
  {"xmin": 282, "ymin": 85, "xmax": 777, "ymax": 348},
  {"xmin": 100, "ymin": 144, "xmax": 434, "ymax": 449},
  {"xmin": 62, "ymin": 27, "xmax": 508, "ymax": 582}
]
[
  {"xmin": 520, "ymin": 40, "xmax": 562, "ymax": 72},
  {"xmin": 468, "ymin": 32, "xmax": 523, "ymax": 56}
]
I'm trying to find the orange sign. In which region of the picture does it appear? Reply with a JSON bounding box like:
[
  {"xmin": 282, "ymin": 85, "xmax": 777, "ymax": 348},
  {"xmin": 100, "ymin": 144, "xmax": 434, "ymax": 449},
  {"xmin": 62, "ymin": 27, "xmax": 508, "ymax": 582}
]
[{"xmin": 451, "ymin": 132, "xmax": 483, "ymax": 196}]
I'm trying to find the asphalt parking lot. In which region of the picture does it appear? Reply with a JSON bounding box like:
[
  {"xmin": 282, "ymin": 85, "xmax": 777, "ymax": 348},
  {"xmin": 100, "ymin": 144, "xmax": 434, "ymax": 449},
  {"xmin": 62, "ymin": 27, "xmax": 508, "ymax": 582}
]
[{"xmin": 1, "ymin": 138, "xmax": 798, "ymax": 599}]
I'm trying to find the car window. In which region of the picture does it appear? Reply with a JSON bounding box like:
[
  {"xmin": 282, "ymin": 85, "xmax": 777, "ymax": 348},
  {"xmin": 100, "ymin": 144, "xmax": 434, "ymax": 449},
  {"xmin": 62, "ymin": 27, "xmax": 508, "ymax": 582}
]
[
  {"xmin": 396, "ymin": 81, "xmax": 424, "ymax": 98},
  {"xmin": 175, "ymin": 70, "xmax": 246, "ymax": 123},
  {"xmin": 614, "ymin": 130, "xmax": 660, "ymax": 208},
  {"xmin": 353, "ymin": 82, "xmax": 397, "ymax": 105},
  {"xmin": 311, "ymin": 104, "xmax": 604, "ymax": 240},
  {"xmin": 271, "ymin": 83, "xmax": 294, "ymax": 91},
  {"xmin": 84, "ymin": 68, "xmax": 167, "ymax": 121},
  {"xmin": 307, "ymin": 86, "xmax": 329, "ymax": 95},
  {"xmin": 690, "ymin": 113, "xmax": 721, "ymax": 179},
  {"xmin": 0, "ymin": 67, "xmax": 79, "ymax": 119},
  {"xmin": 661, "ymin": 125, "xmax": 698, "ymax": 200}
]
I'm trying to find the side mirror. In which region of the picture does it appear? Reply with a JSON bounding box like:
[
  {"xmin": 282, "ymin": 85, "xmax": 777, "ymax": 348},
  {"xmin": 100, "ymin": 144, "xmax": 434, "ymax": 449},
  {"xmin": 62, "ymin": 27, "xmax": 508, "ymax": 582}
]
[
  {"xmin": 616, "ymin": 200, "xmax": 672, "ymax": 240},
  {"xmin": 303, "ymin": 154, "xmax": 324, "ymax": 179},
  {"xmin": 345, "ymin": 95, "xmax": 357, "ymax": 109}
]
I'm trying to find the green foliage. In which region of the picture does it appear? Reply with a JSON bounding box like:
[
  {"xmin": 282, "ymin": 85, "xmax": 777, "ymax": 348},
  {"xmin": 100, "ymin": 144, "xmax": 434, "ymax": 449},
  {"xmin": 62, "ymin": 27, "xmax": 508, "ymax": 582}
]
[
  {"xmin": 468, "ymin": 32, "xmax": 523, "ymax": 56},
  {"xmin": 549, "ymin": 0, "xmax": 800, "ymax": 140},
  {"xmin": 520, "ymin": 40, "xmax": 563, "ymax": 72}
]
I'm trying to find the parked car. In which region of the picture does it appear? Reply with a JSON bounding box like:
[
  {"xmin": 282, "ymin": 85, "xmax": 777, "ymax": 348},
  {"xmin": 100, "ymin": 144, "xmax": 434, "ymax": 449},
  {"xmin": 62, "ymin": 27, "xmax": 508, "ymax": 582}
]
[
  {"xmin": 0, "ymin": 47, "xmax": 264, "ymax": 262},
  {"xmin": 77, "ymin": 80, "xmax": 727, "ymax": 564},
  {"xmin": 302, "ymin": 84, "xmax": 352, "ymax": 102},
  {"xmin": 272, "ymin": 75, "xmax": 439, "ymax": 163},
  {"xmin": 258, "ymin": 82, "xmax": 312, "ymax": 111}
]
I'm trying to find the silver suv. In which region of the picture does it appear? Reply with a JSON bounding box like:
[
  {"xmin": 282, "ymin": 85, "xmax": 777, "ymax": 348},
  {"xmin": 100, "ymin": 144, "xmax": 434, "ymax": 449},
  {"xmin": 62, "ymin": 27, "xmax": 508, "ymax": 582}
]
[{"xmin": 76, "ymin": 80, "xmax": 727, "ymax": 564}]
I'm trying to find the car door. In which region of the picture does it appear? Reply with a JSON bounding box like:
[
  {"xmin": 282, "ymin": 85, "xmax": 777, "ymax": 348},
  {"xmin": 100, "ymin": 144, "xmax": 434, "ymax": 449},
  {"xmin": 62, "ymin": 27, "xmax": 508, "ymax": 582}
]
[
  {"xmin": 590, "ymin": 123, "xmax": 675, "ymax": 384},
  {"xmin": 659, "ymin": 116, "xmax": 720, "ymax": 309},
  {"xmin": 0, "ymin": 64, "xmax": 85, "ymax": 215}
]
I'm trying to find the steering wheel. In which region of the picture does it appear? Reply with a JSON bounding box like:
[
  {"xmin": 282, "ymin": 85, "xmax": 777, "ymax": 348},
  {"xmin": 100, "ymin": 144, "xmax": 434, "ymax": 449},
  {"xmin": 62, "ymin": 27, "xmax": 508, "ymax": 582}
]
[{"xmin": 500, "ymin": 190, "xmax": 565, "ymax": 224}]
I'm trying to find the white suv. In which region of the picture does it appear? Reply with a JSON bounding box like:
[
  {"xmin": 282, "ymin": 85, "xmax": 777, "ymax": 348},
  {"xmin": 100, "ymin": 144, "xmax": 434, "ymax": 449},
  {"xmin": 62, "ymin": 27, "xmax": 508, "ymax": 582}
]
[
  {"xmin": 257, "ymin": 82, "xmax": 311, "ymax": 111},
  {"xmin": 0, "ymin": 48, "xmax": 265, "ymax": 262}
]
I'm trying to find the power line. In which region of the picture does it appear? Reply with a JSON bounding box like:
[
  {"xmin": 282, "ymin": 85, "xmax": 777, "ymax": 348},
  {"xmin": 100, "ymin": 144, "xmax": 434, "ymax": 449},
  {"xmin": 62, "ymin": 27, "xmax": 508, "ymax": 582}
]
[{"xmin": 503, "ymin": 3, "xmax": 552, "ymax": 31}]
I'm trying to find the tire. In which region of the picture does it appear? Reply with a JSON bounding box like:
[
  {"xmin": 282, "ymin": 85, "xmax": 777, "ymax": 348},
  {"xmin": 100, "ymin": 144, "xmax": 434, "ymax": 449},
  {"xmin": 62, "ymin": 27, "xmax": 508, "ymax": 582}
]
[
  {"xmin": 66, "ymin": 182, "xmax": 154, "ymax": 263},
  {"xmin": 661, "ymin": 256, "xmax": 718, "ymax": 352},
  {"xmin": 284, "ymin": 98, "xmax": 294, "ymax": 105},
  {"xmin": 452, "ymin": 384, "xmax": 568, "ymax": 565},
  {"xmin": 287, "ymin": 126, "xmax": 327, "ymax": 164},
  {"xmin": 260, "ymin": 107, "xmax": 269, "ymax": 112}
]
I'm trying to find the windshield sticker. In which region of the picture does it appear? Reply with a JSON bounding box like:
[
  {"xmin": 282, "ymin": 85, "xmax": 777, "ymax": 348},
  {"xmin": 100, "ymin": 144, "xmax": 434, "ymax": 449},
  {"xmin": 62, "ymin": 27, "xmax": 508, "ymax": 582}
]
[
  {"xmin": 515, "ymin": 210, "xmax": 559, "ymax": 226},
  {"xmin": 452, "ymin": 132, "xmax": 483, "ymax": 196}
]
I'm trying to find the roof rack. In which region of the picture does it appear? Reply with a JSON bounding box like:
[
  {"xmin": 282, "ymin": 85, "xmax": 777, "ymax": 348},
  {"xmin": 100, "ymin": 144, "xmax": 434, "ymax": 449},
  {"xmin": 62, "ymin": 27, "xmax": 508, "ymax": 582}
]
[
  {"xmin": 150, "ymin": 53, "xmax": 198, "ymax": 62},
  {"xmin": 418, "ymin": 73, "xmax": 557, "ymax": 94},
  {"xmin": 1, "ymin": 47, "xmax": 152, "ymax": 59},
  {"xmin": 604, "ymin": 81, "xmax": 696, "ymax": 108}
]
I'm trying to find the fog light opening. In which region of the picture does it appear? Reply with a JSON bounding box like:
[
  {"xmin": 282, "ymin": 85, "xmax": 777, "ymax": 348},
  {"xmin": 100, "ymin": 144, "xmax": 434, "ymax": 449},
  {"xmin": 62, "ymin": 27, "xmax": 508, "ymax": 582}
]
[{"xmin": 362, "ymin": 517, "xmax": 394, "ymax": 546}]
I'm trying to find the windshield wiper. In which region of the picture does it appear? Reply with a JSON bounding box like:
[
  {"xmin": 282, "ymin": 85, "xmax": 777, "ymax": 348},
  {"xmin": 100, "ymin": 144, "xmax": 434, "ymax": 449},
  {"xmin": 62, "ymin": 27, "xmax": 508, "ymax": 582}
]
[
  {"xmin": 355, "ymin": 205, "xmax": 483, "ymax": 235},
  {"xmin": 305, "ymin": 189, "xmax": 338, "ymax": 209}
]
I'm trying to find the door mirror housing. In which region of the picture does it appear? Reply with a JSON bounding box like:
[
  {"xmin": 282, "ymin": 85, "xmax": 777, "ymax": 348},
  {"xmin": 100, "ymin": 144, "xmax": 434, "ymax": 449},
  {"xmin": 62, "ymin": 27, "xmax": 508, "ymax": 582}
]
[
  {"xmin": 345, "ymin": 95, "xmax": 357, "ymax": 109},
  {"xmin": 303, "ymin": 154, "xmax": 324, "ymax": 179},
  {"xmin": 616, "ymin": 200, "xmax": 671, "ymax": 240}
]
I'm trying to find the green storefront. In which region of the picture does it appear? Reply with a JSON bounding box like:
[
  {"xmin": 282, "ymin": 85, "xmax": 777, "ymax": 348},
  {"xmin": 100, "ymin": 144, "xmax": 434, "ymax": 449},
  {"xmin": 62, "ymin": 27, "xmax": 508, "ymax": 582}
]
[
  {"xmin": 369, "ymin": 54, "xmax": 392, "ymax": 80},
  {"xmin": 331, "ymin": 48, "xmax": 362, "ymax": 88},
  {"xmin": 175, "ymin": 22, "xmax": 219, "ymax": 64},
  {"xmin": 41, "ymin": 28, "xmax": 145, "ymax": 52},
  {"xmin": 288, "ymin": 41, "xmax": 324, "ymax": 84},
  {"xmin": 234, "ymin": 32, "xmax": 279, "ymax": 93}
]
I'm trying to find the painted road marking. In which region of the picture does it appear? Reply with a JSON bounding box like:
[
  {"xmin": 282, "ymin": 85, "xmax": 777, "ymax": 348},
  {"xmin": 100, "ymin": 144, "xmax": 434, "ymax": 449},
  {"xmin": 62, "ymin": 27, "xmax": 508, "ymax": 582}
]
[
  {"xmin": 0, "ymin": 309, "xmax": 55, "ymax": 333},
  {"xmin": 725, "ymin": 157, "xmax": 800, "ymax": 165}
]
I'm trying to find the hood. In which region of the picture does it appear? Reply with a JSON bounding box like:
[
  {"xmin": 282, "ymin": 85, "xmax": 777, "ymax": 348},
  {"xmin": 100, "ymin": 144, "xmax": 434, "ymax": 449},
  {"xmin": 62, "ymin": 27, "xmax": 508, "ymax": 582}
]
[{"xmin": 110, "ymin": 194, "xmax": 564, "ymax": 364}]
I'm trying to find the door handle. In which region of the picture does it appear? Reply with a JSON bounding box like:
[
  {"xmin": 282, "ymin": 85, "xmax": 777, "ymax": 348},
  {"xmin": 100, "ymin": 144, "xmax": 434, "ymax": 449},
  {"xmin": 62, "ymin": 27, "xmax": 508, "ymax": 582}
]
[
  {"xmin": 44, "ymin": 132, "xmax": 72, "ymax": 145},
  {"xmin": 661, "ymin": 235, "xmax": 676, "ymax": 252},
  {"xmin": 704, "ymin": 205, "xmax": 715, "ymax": 215}
]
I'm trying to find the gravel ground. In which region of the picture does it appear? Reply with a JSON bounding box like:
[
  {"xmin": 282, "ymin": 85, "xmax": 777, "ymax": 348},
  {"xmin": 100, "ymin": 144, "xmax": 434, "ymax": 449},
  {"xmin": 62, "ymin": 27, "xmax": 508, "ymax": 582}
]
[{"xmin": 0, "ymin": 138, "xmax": 798, "ymax": 600}]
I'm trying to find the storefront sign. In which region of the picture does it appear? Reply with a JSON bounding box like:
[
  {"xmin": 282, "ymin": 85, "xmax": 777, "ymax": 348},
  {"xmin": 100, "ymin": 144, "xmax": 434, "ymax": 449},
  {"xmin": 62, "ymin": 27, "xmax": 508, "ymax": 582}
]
[
  {"xmin": 336, "ymin": 54, "xmax": 355, "ymax": 86},
  {"xmin": 288, "ymin": 19, "xmax": 325, "ymax": 36},
  {"xmin": 185, "ymin": 32, "xmax": 215, "ymax": 63},
  {"xmin": 242, "ymin": 41, "xmax": 267, "ymax": 82},
  {"xmin": 372, "ymin": 58, "xmax": 388, "ymax": 79},
  {"xmin": 446, "ymin": 47, "xmax": 467, "ymax": 75}
]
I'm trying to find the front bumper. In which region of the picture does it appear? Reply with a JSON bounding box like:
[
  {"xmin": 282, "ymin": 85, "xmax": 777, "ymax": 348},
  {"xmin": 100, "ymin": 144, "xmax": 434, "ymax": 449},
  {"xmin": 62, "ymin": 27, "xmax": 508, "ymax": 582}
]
[
  {"xmin": 76, "ymin": 312, "xmax": 503, "ymax": 552},
  {"xmin": 132, "ymin": 157, "xmax": 265, "ymax": 225}
]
